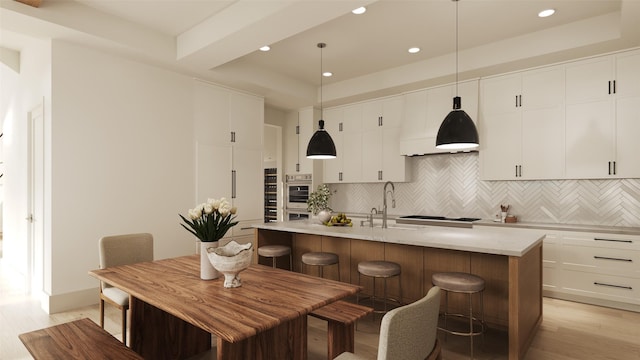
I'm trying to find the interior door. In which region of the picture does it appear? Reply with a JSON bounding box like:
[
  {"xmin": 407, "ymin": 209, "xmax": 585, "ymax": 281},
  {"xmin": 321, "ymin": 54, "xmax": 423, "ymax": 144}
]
[{"xmin": 27, "ymin": 99, "xmax": 45, "ymax": 294}]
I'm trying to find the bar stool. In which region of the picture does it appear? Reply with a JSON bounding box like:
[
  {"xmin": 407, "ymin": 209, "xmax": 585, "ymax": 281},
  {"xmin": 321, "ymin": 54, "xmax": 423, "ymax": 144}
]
[
  {"xmin": 432, "ymin": 272, "xmax": 486, "ymax": 359},
  {"xmin": 301, "ymin": 252, "xmax": 340, "ymax": 281},
  {"xmin": 257, "ymin": 245, "xmax": 292, "ymax": 270},
  {"xmin": 356, "ymin": 260, "xmax": 402, "ymax": 319}
]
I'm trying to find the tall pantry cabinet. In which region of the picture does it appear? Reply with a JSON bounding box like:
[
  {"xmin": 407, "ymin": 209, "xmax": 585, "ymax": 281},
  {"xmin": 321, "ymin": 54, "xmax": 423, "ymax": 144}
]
[{"xmin": 193, "ymin": 80, "xmax": 264, "ymax": 244}]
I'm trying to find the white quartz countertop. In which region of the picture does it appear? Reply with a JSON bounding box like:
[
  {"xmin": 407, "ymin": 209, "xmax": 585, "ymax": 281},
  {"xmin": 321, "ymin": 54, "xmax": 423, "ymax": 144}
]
[{"xmin": 253, "ymin": 221, "xmax": 545, "ymax": 257}]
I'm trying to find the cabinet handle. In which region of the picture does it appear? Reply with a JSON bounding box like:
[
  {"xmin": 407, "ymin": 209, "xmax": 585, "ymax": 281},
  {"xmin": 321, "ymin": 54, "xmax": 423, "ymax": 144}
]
[
  {"xmin": 339, "ymin": 172, "xmax": 343, "ymax": 181},
  {"xmin": 515, "ymin": 95, "xmax": 518, "ymax": 108},
  {"xmin": 594, "ymin": 256, "xmax": 632, "ymax": 262},
  {"xmin": 613, "ymin": 80, "xmax": 616, "ymax": 94},
  {"xmin": 594, "ymin": 282, "xmax": 632, "ymax": 290},
  {"xmin": 240, "ymin": 226, "xmax": 253, "ymax": 230},
  {"xmin": 519, "ymin": 95, "xmax": 522, "ymax": 107},
  {"xmin": 519, "ymin": 165, "xmax": 522, "ymax": 177},
  {"xmin": 339, "ymin": 123, "xmax": 343, "ymax": 132},
  {"xmin": 232, "ymin": 170, "xmax": 237, "ymax": 199},
  {"xmin": 613, "ymin": 161, "xmax": 616, "ymax": 175},
  {"xmin": 296, "ymin": 163, "xmax": 299, "ymax": 172},
  {"xmin": 378, "ymin": 170, "xmax": 383, "ymax": 180},
  {"xmin": 515, "ymin": 165, "xmax": 518, "ymax": 177},
  {"xmin": 594, "ymin": 237, "xmax": 633, "ymax": 244},
  {"xmin": 295, "ymin": 125, "xmax": 299, "ymax": 135},
  {"xmin": 608, "ymin": 81, "xmax": 611, "ymax": 95}
]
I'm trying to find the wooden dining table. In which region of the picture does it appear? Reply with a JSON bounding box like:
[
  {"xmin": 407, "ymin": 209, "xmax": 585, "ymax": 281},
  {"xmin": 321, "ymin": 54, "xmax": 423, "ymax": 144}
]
[{"xmin": 89, "ymin": 254, "xmax": 361, "ymax": 360}]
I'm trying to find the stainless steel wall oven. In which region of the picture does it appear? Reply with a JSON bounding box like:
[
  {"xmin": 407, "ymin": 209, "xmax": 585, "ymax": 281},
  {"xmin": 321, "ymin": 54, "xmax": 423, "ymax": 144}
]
[{"xmin": 285, "ymin": 174, "xmax": 312, "ymax": 220}]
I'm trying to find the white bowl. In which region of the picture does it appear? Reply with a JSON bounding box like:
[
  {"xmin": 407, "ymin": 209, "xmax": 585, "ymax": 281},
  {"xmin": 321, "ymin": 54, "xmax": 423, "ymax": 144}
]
[{"xmin": 207, "ymin": 241, "xmax": 253, "ymax": 288}]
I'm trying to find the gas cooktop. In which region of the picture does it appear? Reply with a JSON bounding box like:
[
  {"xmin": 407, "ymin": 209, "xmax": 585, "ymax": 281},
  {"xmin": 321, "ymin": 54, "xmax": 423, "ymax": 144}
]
[{"xmin": 395, "ymin": 215, "xmax": 481, "ymax": 228}]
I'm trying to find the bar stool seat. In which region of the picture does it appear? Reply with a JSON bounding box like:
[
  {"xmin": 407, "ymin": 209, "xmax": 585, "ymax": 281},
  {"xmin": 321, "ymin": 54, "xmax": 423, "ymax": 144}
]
[
  {"xmin": 302, "ymin": 252, "xmax": 340, "ymax": 280},
  {"xmin": 257, "ymin": 245, "xmax": 292, "ymax": 270},
  {"xmin": 357, "ymin": 260, "xmax": 402, "ymax": 319},
  {"xmin": 432, "ymin": 272, "xmax": 485, "ymax": 293},
  {"xmin": 432, "ymin": 272, "xmax": 486, "ymax": 359}
]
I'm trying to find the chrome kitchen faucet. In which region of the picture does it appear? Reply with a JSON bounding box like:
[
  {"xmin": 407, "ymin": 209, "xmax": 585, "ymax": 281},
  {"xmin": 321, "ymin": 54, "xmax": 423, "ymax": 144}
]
[{"xmin": 383, "ymin": 181, "xmax": 396, "ymax": 229}]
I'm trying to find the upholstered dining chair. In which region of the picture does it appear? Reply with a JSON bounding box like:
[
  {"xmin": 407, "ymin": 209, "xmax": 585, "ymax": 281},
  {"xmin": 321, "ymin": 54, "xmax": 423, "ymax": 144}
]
[
  {"xmin": 98, "ymin": 233, "xmax": 153, "ymax": 345},
  {"xmin": 335, "ymin": 286, "xmax": 442, "ymax": 360}
]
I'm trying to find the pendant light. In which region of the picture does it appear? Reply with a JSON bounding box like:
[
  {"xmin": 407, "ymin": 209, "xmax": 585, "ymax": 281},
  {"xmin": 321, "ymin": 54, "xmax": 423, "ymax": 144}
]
[
  {"xmin": 436, "ymin": 0, "xmax": 479, "ymax": 151},
  {"xmin": 306, "ymin": 42, "xmax": 337, "ymax": 159}
]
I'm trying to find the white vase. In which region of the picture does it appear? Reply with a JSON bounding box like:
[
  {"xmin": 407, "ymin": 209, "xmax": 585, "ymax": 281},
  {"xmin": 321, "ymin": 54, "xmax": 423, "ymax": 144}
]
[
  {"xmin": 200, "ymin": 241, "xmax": 220, "ymax": 280},
  {"xmin": 315, "ymin": 209, "xmax": 332, "ymax": 224}
]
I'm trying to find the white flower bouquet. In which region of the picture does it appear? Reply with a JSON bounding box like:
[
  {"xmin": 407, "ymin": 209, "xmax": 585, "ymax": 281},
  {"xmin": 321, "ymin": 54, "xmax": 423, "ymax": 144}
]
[{"xmin": 179, "ymin": 198, "xmax": 238, "ymax": 242}]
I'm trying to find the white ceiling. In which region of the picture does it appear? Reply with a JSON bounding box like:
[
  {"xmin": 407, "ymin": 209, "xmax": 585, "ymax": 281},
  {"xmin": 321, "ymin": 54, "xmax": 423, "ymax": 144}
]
[{"xmin": 1, "ymin": 0, "xmax": 639, "ymax": 111}]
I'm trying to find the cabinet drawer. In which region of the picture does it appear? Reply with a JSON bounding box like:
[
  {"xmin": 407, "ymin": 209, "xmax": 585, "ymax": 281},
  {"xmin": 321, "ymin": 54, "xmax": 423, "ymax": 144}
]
[
  {"xmin": 562, "ymin": 270, "xmax": 639, "ymax": 304},
  {"xmin": 543, "ymin": 267, "xmax": 561, "ymax": 290},
  {"xmin": 564, "ymin": 234, "xmax": 640, "ymax": 251},
  {"xmin": 562, "ymin": 245, "xmax": 640, "ymax": 276},
  {"xmin": 234, "ymin": 220, "xmax": 259, "ymax": 237}
]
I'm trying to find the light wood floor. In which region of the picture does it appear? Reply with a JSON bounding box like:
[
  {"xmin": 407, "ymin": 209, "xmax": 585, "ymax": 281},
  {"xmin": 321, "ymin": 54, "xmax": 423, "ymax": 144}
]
[{"xmin": 2, "ymin": 258, "xmax": 639, "ymax": 360}]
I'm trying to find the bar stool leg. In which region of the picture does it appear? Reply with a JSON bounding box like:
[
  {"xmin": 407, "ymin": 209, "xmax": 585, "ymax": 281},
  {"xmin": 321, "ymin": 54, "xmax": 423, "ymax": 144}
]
[
  {"xmin": 289, "ymin": 254, "xmax": 293, "ymax": 271},
  {"xmin": 272, "ymin": 257, "xmax": 277, "ymax": 269},
  {"xmin": 469, "ymin": 292, "xmax": 474, "ymax": 359}
]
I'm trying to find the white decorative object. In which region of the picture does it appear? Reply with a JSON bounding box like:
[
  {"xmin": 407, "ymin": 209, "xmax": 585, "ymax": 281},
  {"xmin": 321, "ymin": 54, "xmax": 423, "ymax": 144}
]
[
  {"xmin": 207, "ymin": 241, "xmax": 253, "ymax": 288},
  {"xmin": 316, "ymin": 209, "xmax": 332, "ymax": 224},
  {"xmin": 200, "ymin": 241, "xmax": 220, "ymax": 280}
]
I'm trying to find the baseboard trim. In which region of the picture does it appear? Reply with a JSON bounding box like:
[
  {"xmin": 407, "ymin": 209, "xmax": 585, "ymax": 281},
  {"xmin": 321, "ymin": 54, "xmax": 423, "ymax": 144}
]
[
  {"xmin": 41, "ymin": 287, "xmax": 99, "ymax": 314},
  {"xmin": 544, "ymin": 290, "xmax": 640, "ymax": 313}
]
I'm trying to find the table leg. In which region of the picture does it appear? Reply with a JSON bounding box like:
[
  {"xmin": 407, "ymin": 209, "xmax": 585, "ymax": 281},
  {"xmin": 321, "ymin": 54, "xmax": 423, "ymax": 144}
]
[
  {"xmin": 129, "ymin": 296, "xmax": 211, "ymax": 359},
  {"xmin": 327, "ymin": 322, "xmax": 355, "ymax": 359},
  {"xmin": 217, "ymin": 315, "xmax": 308, "ymax": 360}
]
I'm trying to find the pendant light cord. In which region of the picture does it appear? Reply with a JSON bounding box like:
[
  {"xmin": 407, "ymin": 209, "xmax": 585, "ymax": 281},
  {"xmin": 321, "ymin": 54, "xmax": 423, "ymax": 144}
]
[
  {"xmin": 455, "ymin": 0, "xmax": 459, "ymax": 97},
  {"xmin": 317, "ymin": 42, "xmax": 326, "ymax": 120}
]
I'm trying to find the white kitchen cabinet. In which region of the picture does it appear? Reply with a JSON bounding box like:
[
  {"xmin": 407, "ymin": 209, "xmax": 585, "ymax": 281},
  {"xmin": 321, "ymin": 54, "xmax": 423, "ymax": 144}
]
[
  {"xmin": 481, "ymin": 224, "xmax": 640, "ymax": 311},
  {"xmin": 400, "ymin": 80, "xmax": 479, "ymax": 156},
  {"xmin": 559, "ymin": 232, "xmax": 640, "ymax": 308},
  {"xmin": 284, "ymin": 107, "xmax": 321, "ymax": 176},
  {"xmin": 565, "ymin": 49, "xmax": 640, "ymax": 179},
  {"xmin": 542, "ymin": 234, "xmax": 561, "ymax": 293},
  {"xmin": 193, "ymin": 80, "xmax": 264, "ymax": 229},
  {"xmin": 480, "ymin": 65, "xmax": 565, "ymax": 180},
  {"xmin": 322, "ymin": 107, "xmax": 343, "ymax": 183},
  {"xmin": 323, "ymin": 105, "xmax": 362, "ymax": 183},
  {"xmin": 361, "ymin": 96, "xmax": 409, "ymax": 182}
]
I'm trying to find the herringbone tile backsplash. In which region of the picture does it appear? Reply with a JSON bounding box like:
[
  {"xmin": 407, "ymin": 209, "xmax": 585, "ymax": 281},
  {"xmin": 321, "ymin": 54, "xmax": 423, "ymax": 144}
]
[{"xmin": 328, "ymin": 152, "xmax": 640, "ymax": 228}]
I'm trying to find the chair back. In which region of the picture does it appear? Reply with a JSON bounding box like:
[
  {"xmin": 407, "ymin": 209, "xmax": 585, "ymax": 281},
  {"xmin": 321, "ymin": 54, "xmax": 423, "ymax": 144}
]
[
  {"xmin": 377, "ymin": 286, "xmax": 441, "ymax": 360},
  {"xmin": 99, "ymin": 233, "xmax": 153, "ymax": 289}
]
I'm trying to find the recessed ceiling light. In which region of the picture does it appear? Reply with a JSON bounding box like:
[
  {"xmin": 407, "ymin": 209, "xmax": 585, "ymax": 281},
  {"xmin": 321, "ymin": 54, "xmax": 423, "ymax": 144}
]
[
  {"xmin": 538, "ymin": 9, "xmax": 555, "ymax": 18},
  {"xmin": 259, "ymin": 45, "xmax": 271, "ymax": 52},
  {"xmin": 352, "ymin": 7, "xmax": 366, "ymax": 15},
  {"xmin": 408, "ymin": 47, "xmax": 421, "ymax": 54},
  {"xmin": 322, "ymin": 71, "xmax": 333, "ymax": 77}
]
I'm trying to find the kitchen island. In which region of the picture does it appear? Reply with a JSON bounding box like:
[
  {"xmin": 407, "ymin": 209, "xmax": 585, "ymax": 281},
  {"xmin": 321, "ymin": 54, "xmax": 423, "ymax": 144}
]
[{"xmin": 253, "ymin": 221, "xmax": 545, "ymax": 360}]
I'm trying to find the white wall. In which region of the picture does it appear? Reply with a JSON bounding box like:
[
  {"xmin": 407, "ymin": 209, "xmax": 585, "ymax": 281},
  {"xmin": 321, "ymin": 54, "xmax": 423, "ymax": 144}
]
[
  {"xmin": 0, "ymin": 32, "xmax": 51, "ymax": 276},
  {"xmin": 39, "ymin": 41, "xmax": 196, "ymax": 311}
]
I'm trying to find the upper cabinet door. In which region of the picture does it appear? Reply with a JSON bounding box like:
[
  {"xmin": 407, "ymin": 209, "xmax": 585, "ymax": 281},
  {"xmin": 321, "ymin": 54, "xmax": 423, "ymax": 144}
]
[
  {"xmin": 341, "ymin": 105, "xmax": 363, "ymax": 183},
  {"xmin": 614, "ymin": 50, "xmax": 640, "ymax": 178},
  {"xmin": 229, "ymin": 92, "xmax": 264, "ymax": 150},
  {"xmin": 566, "ymin": 57, "xmax": 614, "ymax": 105},
  {"xmin": 323, "ymin": 108, "xmax": 344, "ymax": 183},
  {"xmin": 194, "ymin": 81, "xmax": 230, "ymax": 145}
]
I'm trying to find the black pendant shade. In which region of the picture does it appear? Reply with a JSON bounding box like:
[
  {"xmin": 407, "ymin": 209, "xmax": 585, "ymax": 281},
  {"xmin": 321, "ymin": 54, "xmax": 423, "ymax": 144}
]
[
  {"xmin": 306, "ymin": 119, "xmax": 336, "ymax": 159},
  {"xmin": 436, "ymin": 96, "xmax": 479, "ymax": 150},
  {"xmin": 307, "ymin": 42, "xmax": 337, "ymax": 159},
  {"xmin": 436, "ymin": 0, "xmax": 479, "ymax": 151}
]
